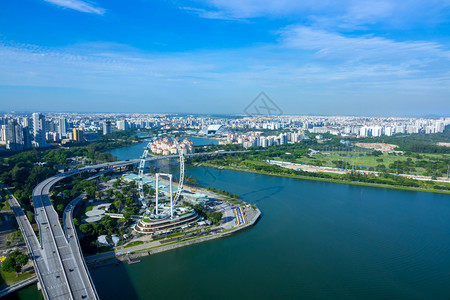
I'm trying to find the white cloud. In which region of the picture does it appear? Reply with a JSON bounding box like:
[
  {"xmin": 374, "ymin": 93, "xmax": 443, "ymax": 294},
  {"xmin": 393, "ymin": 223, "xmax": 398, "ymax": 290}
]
[
  {"xmin": 279, "ymin": 26, "xmax": 450, "ymax": 64},
  {"xmin": 43, "ymin": 0, "xmax": 105, "ymax": 15},
  {"xmin": 182, "ymin": 0, "xmax": 330, "ymax": 19},
  {"xmin": 179, "ymin": 7, "xmax": 240, "ymax": 20},
  {"xmin": 183, "ymin": 0, "xmax": 450, "ymax": 29},
  {"xmin": 1, "ymin": 31, "xmax": 450, "ymax": 115},
  {"xmin": 0, "ymin": 42, "xmax": 217, "ymax": 90},
  {"xmin": 2, "ymin": 35, "xmax": 449, "ymax": 92}
]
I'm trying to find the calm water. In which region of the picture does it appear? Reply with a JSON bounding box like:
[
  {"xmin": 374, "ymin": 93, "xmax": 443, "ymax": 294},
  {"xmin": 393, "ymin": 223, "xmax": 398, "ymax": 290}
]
[
  {"xmin": 10, "ymin": 148, "xmax": 450, "ymax": 299},
  {"xmin": 108, "ymin": 136, "xmax": 218, "ymax": 161}
]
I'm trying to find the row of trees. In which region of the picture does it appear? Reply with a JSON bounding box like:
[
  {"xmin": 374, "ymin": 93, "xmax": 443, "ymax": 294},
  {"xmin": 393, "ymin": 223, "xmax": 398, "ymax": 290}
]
[
  {"xmin": 198, "ymin": 154, "xmax": 450, "ymax": 191},
  {"xmin": 204, "ymin": 187, "xmax": 239, "ymax": 199}
]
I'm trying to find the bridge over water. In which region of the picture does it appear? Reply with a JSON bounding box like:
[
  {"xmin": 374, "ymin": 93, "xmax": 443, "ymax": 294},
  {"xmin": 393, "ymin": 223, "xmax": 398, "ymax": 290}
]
[{"xmin": 6, "ymin": 151, "xmax": 246, "ymax": 299}]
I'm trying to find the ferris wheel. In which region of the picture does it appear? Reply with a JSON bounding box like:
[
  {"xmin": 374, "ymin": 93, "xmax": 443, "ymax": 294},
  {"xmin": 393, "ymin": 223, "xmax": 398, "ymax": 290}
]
[{"xmin": 137, "ymin": 136, "xmax": 184, "ymax": 206}]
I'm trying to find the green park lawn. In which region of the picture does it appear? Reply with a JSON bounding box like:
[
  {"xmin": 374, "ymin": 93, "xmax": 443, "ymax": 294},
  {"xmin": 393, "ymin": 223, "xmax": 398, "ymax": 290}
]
[
  {"xmin": 0, "ymin": 269, "xmax": 33, "ymax": 287},
  {"xmin": 124, "ymin": 241, "xmax": 144, "ymax": 248},
  {"xmin": 288, "ymin": 151, "xmax": 449, "ymax": 176}
]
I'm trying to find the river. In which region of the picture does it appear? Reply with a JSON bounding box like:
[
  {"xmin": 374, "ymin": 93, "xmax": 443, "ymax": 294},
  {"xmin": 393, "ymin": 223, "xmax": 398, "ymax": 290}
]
[{"xmin": 8, "ymin": 143, "xmax": 450, "ymax": 299}]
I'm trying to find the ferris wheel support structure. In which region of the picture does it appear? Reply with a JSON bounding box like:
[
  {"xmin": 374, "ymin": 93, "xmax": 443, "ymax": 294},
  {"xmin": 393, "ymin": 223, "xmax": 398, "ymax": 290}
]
[
  {"xmin": 137, "ymin": 137, "xmax": 184, "ymax": 207},
  {"xmin": 137, "ymin": 141, "xmax": 152, "ymax": 204}
]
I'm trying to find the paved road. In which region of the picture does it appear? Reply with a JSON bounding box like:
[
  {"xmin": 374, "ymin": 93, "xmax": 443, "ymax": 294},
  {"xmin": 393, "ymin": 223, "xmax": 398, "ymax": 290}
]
[
  {"xmin": 33, "ymin": 175, "xmax": 97, "ymax": 299},
  {"xmin": 84, "ymin": 239, "xmax": 163, "ymax": 264},
  {"xmin": 11, "ymin": 150, "xmax": 245, "ymax": 299},
  {"xmin": 63, "ymin": 193, "xmax": 99, "ymax": 299},
  {"xmin": 3, "ymin": 187, "xmax": 53, "ymax": 299}
]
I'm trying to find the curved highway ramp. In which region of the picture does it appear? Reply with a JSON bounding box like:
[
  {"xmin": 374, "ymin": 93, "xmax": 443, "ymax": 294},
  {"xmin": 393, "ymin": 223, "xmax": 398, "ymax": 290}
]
[{"xmin": 6, "ymin": 151, "xmax": 246, "ymax": 299}]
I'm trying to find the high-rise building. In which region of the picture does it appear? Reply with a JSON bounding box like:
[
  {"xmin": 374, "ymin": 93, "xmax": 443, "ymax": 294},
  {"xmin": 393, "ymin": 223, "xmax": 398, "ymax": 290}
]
[
  {"xmin": 0, "ymin": 125, "xmax": 6, "ymax": 142},
  {"xmin": 103, "ymin": 120, "xmax": 112, "ymax": 135},
  {"xmin": 435, "ymin": 121, "xmax": 445, "ymax": 133},
  {"xmin": 372, "ymin": 126, "xmax": 382, "ymax": 137},
  {"xmin": 58, "ymin": 117, "xmax": 67, "ymax": 137},
  {"xmin": 279, "ymin": 133, "xmax": 288, "ymax": 145},
  {"xmin": 5, "ymin": 119, "xmax": 23, "ymax": 151},
  {"xmin": 46, "ymin": 120, "xmax": 57, "ymax": 132},
  {"xmin": 23, "ymin": 127, "xmax": 32, "ymax": 149},
  {"xmin": 22, "ymin": 117, "xmax": 31, "ymax": 128},
  {"xmin": 384, "ymin": 127, "xmax": 394, "ymax": 136},
  {"xmin": 32, "ymin": 113, "xmax": 47, "ymax": 148},
  {"xmin": 4, "ymin": 119, "xmax": 30, "ymax": 151},
  {"xmin": 359, "ymin": 126, "xmax": 369, "ymax": 137},
  {"xmin": 117, "ymin": 120, "xmax": 129, "ymax": 131},
  {"xmin": 72, "ymin": 128, "xmax": 84, "ymax": 142}
]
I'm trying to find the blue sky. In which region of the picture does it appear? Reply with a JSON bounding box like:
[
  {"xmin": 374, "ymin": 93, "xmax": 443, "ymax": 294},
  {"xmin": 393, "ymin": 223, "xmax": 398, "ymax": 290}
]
[{"xmin": 1, "ymin": 0, "xmax": 450, "ymax": 115}]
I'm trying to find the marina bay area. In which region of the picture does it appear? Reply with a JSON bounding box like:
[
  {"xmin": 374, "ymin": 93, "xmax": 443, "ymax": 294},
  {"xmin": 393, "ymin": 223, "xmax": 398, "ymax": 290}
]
[
  {"xmin": 3, "ymin": 1, "xmax": 450, "ymax": 298},
  {"xmin": 0, "ymin": 115, "xmax": 449, "ymax": 299}
]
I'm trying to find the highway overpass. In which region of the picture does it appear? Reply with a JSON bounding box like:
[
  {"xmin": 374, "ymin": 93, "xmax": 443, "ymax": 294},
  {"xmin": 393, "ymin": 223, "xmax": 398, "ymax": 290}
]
[{"xmin": 11, "ymin": 150, "xmax": 246, "ymax": 299}]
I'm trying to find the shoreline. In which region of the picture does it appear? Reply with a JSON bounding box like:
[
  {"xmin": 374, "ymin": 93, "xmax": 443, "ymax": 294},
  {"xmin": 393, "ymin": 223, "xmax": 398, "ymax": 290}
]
[
  {"xmin": 199, "ymin": 163, "xmax": 450, "ymax": 195},
  {"xmin": 85, "ymin": 206, "xmax": 261, "ymax": 268}
]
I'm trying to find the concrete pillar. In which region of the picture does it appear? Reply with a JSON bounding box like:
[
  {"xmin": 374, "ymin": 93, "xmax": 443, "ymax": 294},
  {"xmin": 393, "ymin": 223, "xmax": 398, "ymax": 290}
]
[
  {"xmin": 169, "ymin": 174, "xmax": 173, "ymax": 218},
  {"xmin": 155, "ymin": 174, "xmax": 159, "ymax": 215}
]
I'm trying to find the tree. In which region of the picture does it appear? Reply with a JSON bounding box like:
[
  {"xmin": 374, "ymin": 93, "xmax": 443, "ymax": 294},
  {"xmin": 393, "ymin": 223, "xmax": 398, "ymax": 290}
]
[
  {"xmin": 106, "ymin": 189, "xmax": 114, "ymax": 198},
  {"xmin": 112, "ymin": 200, "xmax": 122, "ymax": 211},
  {"xmin": 128, "ymin": 180, "xmax": 136, "ymax": 188},
  {"xmin": 125, "ymin": 197, "xmax": 134, "ymax": 207},
  {"xmin": 112, "ymin": 179, "xmax": 121, "ymax": 189},
  {"xmin": 58, "ymin": 203, "xmax": 67, "ymax": 212},
  {"xmin": 63, "ymin": 190, "xmax": 71, "ymax": 200},
  {"xmin": 372, "ymin": 150, "xmax": 383, "ymax": 157},
  {"xmin": 15, "ymin": 253, "xmax": 29, "ymax": 267},
  {"xmin": 80, "ymin": 223, "xmax": 93, "ymax": 234},
  {"xmin": 2, "ymin": 256, "xmax": 17, "ymax": 273},
  {"xmin": 96, "ymin": 191, "xmax": 104, "ymax": 200},
  {"xmin": 26, "ymin": 211, "xmax": 34, "ymax": 223},
  {"xmin": 118, "ymin": 217, "xmax": 129, "ymax": 226},
  {"xmin": 100, "ymin": 175, "xmax": 109, "ymax": 183},
  {"xmin": 2, "ymin": 251, "xmax": 28, "ymax": 276},
  {"xmin": 86, "ymin": 186, "xmax": 96, "ymax": 199},
  {"xmin": 143, "ymin": 184, "xmax": 154, "ymax": 196},
  {"xmin": 122, "ymin": 185, "xmax": 131, "ymax": 195},
  {"xmin": 114, "ymin": 191, "xmax": 123, "ymax": 202},
  {"xmin": 209, "ymin": 212, "xmax": 223, "ymax": 225}
]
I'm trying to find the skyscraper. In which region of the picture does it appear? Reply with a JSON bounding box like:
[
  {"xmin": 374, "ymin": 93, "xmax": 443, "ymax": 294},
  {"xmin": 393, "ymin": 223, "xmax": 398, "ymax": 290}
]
[
  {"xmin": 32, "ymin": 112, "xmax": 47, "ymax": 148},
  {"xmin": 72, "ymin": 128, "xmax": 84, "ymax": 142},
  {"xmin": 103, "ymin": 120, "xmax": 112, "ymax": 135},
  {"xmin": 5, "ymin": 119, "xmax": 24, "ymax": 151},
  {"xmin": 58, "ymin": 117, "xmax": 67, "ymax": 137},
  {"xmin": 117, "ymin": 120, "xmax": 129, "ymax": 131}
]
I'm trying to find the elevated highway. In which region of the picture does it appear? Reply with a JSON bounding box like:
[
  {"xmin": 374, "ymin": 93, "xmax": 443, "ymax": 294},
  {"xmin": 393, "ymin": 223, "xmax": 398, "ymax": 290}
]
[
  {"xmin": 14, "ymin": 150, "xmax": 246, "ymax": 299},
  {"xmin": 33, "ymin": 175, "xmax": 98, "ymax": 299},
  {"xmin": 3, "ymin": 187, "xmax": 52, "ymax": 299}
]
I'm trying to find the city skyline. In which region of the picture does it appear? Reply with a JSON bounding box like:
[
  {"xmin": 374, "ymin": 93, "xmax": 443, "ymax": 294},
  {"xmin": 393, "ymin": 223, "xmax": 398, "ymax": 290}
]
[
  {"xmin": 1, "ymin": 110, "xmax": 449, "ymax": 118},
  {"xmin": 1, "ymin": 1, "xmax": 450, "ymax": 115},
  {"xmin": 1, "ymin": 2, "xmax": 449, "ymax": 298}
]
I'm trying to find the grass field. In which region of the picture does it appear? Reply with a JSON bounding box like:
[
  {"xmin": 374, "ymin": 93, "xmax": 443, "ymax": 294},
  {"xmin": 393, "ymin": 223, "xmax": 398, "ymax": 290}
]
[
  {"xmin": 284, "ymin": 151, "xmax": 450, "ymax": 176},
  {"xmin": 1, "ymin": 199, "xmax": 11, "ymax": 211},
  {"xmin": 124, "ymin": 241, "xmax": 144, "ymax": 248},
  {"xmin": 204, "ymin": 162, "xmax": 450, "ymax": 195},
  {"xmin": 0, "ymin": 269, "xmax": 33, "ymax": 287}
]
